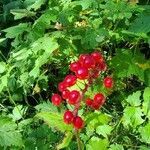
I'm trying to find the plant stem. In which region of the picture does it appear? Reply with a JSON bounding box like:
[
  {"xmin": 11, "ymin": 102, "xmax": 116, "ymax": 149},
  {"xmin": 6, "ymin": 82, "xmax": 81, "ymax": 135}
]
[
  {"xmin": 73, "ymin": 79, "xmax": 93, "ymax": 116},
  {"xmin": 75, "ymin": 130, "xmax": 82, "ymax": 150},
  {"xmin": 7, "ymin": 88, "xmax": 24, "ymax": 119}
]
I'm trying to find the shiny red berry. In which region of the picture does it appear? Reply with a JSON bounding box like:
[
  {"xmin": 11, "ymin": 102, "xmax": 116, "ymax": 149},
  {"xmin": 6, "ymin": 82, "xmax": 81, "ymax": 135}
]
[
  {"xmin": 86, "ymin": 98, "xmax": 93, "ymax": 106},
  {"xmin": 62, "ymin": 89, "xmax": 70, "ymax": 99},
  {"xmin": 75, "ymin": 66, "xmax": 89, "ymax": 79},
  {"xmin": 96, "ymin": 61, "xmax": 107, "ymax": 71},
  {"xmin": 70, "ymin": 61, "xmax": 81, "ymax": 72},
  {"xmin": 104, "ymin": 76, "xmax": 113, "ymax": 88},
  {"xmin": 64, "ymin": 75, "xmax": 77, "ymax": 86},
  {"xmin": 73, "ymin": 116, "xmax": 84, "ymax": 129},
  {"xmin": 91, "ymin": 101, "xmax": 101, "ymax": 110},
  {"xmin": 68, "ymin": 90, "xmax": 80, "ymax": 105},
  {"xmin": 58, "ymin": 82, "xmax": 67, "ymax": 92},
  {"xmin": 94, "ymin": 93, "xmax": 105, "ymax": 105},
  {"xmin": 51, "ymin": 94, "xmax": 62, "ymax": 106},
  {"xmin": 91, "ymin": 51, "xmax": 103, "ymax": 62},
  {"xmin": 82, "ymin": 55, "xmax": 95, "ymax": 69},
  {"xmin": 63, "ymin": 110, "xmax": 74, "ymax": 124},
  {"xmin": 79, "ymin": 54, "xmax": 89, "ymax": 64}
]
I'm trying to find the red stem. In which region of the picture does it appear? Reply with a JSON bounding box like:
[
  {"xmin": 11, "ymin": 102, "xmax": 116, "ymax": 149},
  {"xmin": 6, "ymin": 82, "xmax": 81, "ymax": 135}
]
[{"xmin": 73, "ymin": 78, "xmax": 93, "ymax": 116}]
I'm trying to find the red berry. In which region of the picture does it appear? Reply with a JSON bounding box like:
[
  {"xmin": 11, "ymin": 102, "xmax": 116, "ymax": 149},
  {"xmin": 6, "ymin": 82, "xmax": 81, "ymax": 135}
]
[
  {"xmin": 64, "ymin": 75, "xmax": 77, "ymax": 86},
  {"xmin": 94, "ymin": 93, "xmax": 105, "ymax": 105},
  {"xmin": 96, "ymin": 61, "xmax": 107, "ymax": 71},
  {"xmin": 91, "ymin": 51, "xmax": 103, "ymax": 63},
  {"xmin": 91, "ymin": 101, "xmax": 101, "ymax": 110},
  {"xmin": 86, "ymin": 98, "xmax": 93, "ymax": 106},
  {"xmin": 68, "ymin": 90, "xmax": 81, "ymax": 105},
  {"xmin": 58, "ymin": 82, "xmax": 67, "ymax": 92},
  {"xmin": 103, "ymin": 76, "xmax": 113, "ymax": 88},
  {"xmin": 73, "ymin": 116, "xmax": 84, "ymax": 129},
  {"xmin": 63, "ymin": 110, "xmax": 74, "ymax": 124},
  {"xmin": 79, "ymin": 54, "xmax": 89, "ymax": 64},
  {"xmin": 70, "ymin": 61, "xmax": 81, "ymax": 72},
  {"xmin": 51, "ymin": 94, "xmax": 62, "ymax": 106},
  {"xmin": 82, "ymin": 55, "xmax": 95, "ymax": 69},
  {"xmin": 91, "ymin": 70, "xmax": 100, "ymax": 78},
  {"xmin": 75, "ymin": 66, "xmax": 89, "ymax": 79},
  {"xmin": 62, "ymin": 89, "xmax": 70, "ymax": 99}
]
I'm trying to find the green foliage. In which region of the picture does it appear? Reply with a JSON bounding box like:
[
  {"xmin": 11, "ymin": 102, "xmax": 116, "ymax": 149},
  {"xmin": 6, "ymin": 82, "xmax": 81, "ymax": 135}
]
[
  {"xmin": 0, "ymin": 116, "xmax": 23, "ymax": 148},
  {"xmin": 139, "ymin": 123, "xmax": 150, "ymax": 144},
  {"xmin": 109, "ymin": 144, "xmax": 124, "ymax": 150},
  {"xmin": 86, "ymin": 137, "xmax": 109, "ymax": 150},
  {"xmin": 0, "ymin": 0, "xmax": 150, "ymax": 149},
  {"xmin": 36, "ymin": 111, "xmax": 73, "ymax": 132}
]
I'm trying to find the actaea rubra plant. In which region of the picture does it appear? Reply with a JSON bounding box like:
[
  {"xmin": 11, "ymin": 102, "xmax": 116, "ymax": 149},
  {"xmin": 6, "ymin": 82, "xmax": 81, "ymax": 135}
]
[{"xmin": 51, "ymin": 51, "xmax": 114, "ymax": 130}]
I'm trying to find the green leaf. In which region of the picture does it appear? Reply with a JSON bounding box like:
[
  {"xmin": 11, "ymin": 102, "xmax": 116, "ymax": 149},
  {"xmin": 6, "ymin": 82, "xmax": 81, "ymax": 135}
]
[
  {"xmin": 0, "ymin": 116, "xmax": 23, "ymax": 147},
  {"xmin": 27, "ymin": 0, "xmax": 47, "ymax": 11},
  {"xmin": 9, "ymin": 105, "xmax": 27, "ymax": 121},
  {"xmin": 139, "ymin": 123, "xmax": 150, "ymax": 144},
  {"xmin": 122, "ymin": 106, "xmax": 144, "ymax": 128},
  {"xmin": 85, "ymin": 112, "xmax": 112, "ymax": 137},
  {"xmin": 0, "ymin": 74, "xmax": 8, "ymax": 93},
  {"xmin": 142, "ymin": 87, "xmax": 150, "ymax": 119},
  {"xmin": 96, "ymin": 125, "xmax": 112, "ymax": 138},
  {"xmin": 139, "ymin": 146, "xmax": 150, "ymax": 150},
  {"xmin": 109, "ymin": 144, "xmax": 124, "ymax": 150},
  {"xmin": 3, "ymin": 23, "xmax": 28, "ymax": 38},
  {"xmin": 86, "ymin": 137, "xmax": 109, "ymax": 150},
  {"xmin": 35, "ymin": 101, "xmax": 58, "ymax": 112},
  {"xmin": 129, "ymin": 14, "xmax": 150, "ymax": 34},
  {"xmin": 0, "ymin": 38, "xmax": 6, "ymax": 43},
  {"xmin": 29, "ymin": 36, "xmax": 58, "ymax": 78},
  {"xmin": 111, "ymin": 49, "xmax": 145, "ymax": 80},
  {"xmin": 144, "ymin": 69, "xmax": 150, "ymax": 87},
  {"xmin": 71, "ymin": 0, "xmax": 93, "ymax": 10},
  {"xmin": 0, "ymin": 62, "xmax": 6, "ymax": 74},
  {"xmin": 11, "ymin": 9, "xmax": 36, "ymax": 20},
  {"xmin": 36, "ymin": 112, "xmax": 72, "ymax": 132},
  {"xmin": 126, "ymin": 91, "xmax": 141, "ymax": 106},
  {"xmin": 81, "ymin": 28, "xmax": 98, "ymax": 49},
  {"xmin": 57, "ymin": 132, "xmax": 73, "ymax": 150}
]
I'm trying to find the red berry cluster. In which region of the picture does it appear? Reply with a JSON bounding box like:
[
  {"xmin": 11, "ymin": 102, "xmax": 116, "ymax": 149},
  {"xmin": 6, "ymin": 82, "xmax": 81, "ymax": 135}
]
[{"xmin": 51, "ymin": 51, "xmax": 113, "ymax": 129}]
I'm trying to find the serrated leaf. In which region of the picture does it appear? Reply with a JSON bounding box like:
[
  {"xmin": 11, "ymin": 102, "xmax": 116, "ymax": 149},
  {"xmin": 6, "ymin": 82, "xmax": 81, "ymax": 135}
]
[
  {"xmin": 86, "ymin": 137, "xmax": 109, "ymax": 150},
  {"xmin": 111, "ymin": 49, "xmax": 145, "ymax": 80},
  {"xmin": 85, "ymin": 112, "xmax": 112, "ymax": 137},
  {"xmin": 72, "ymin": 0, "xmax": 93, "ymax": 10},
  {"xmin": 11, "ymin": 9, "xmax": 36, "ymax": 20},
  {"xmin": 2, "ymin": 23, "xmax": 28, "ymax": 38},
  {"xmin": 96, "ymin": 125, "xmax": 112, "ymax": 138},
  {"xmin": 126, "ymin": 91, "xmax": 141, "ymax": 106},
  {"xmin": 27, "ymin": 0, "xmax": 46, "ymax": 11},
  {"xmin": 0, "ymin": 116, "xmax": 23, "ymax": 147},
  {"xmin": 57, "ymin": 132, "xmax": 73, "ymax": 149},
  {"xmin": 139, "ymin": 123, "xmax": 150, "ymax": 144},
  {"xmin": 35, "ymin": 101, "xmax": 58, "ymax": 112},
  {"xmin": 36, "ymin": 112, "xmax": 72, "ymax": 132},
  {"xmin": 10, "ymin": 105, "xmax": 27, "ymax": 121},
  {"xmin": 122, "ymin": 106, "xmax": 144, "ymax": 128},
  {"xmin": 109, "ymin": 144, "xmax": 124, "ymax": 150},
  {"xmin": 142, "ymin": 87, "xmax": 150, "ymax": 119},
  {"xmin": 129, "ymin": 14, "xmax": 150, "ymax": 34}
]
